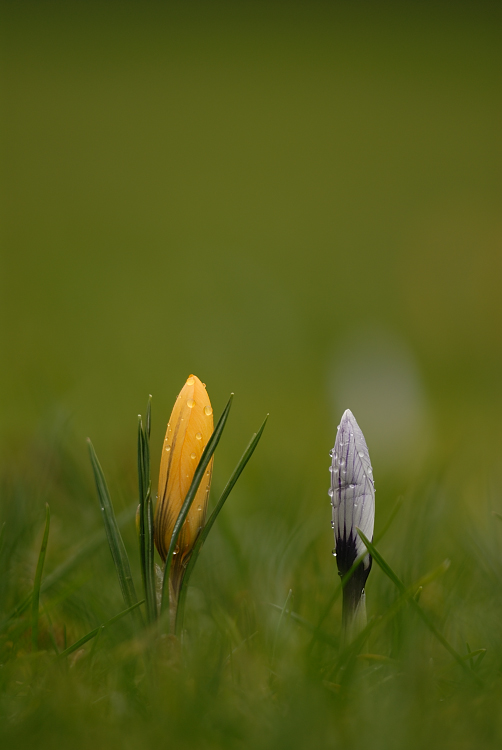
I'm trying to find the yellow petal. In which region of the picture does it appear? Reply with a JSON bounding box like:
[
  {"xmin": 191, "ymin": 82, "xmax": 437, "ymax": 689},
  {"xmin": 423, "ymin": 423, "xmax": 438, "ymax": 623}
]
[{"xmin": 154, "ymin": 375, "xmax": 214, "ymax": 594}]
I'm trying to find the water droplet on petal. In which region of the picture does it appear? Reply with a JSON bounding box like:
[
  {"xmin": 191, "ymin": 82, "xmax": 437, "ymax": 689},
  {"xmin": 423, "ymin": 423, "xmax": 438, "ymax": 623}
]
[
  {"xmin": 349, "ymin": 484, "xmax": 355, "ymax": 489},
  {"xmin": 204, "ymin": 406, "xmax": 213, "ymax": 416},
  {"xmin": 196, "ymin": 432, "xmax": 202, "ymax": 440},
  {"xmin": 165, "ymin": 445, "xmax": 171, "ymax": 452},
  {"xmin": 332, "ymin": 549, "xmax": 337, "ymax": 557},
  {"xmin": 340, "ymin": 459, "xmax": 345, "ymax": 466},
  {"xmin": 333, "ymin": 469, "xmax": 339, "ymax": 474},
  {"xmin": 358, "ymin": 451, "xmax": 364, "ymax": 458},
  {"xmin": 187, "ymin": 399, "xmax": 195, "ymax": 408},
  {"xmin": 190, "ymin": 452, "xmax": 196, "ymax": 459},
  {"xmin": 186, "ymin": 376, "xmax": 195, "ymax": 385},
  {"xmin": 331, "ymin": 521, "xmax": 335, "ymax": 529},
  {"xmin": 197, "ymin": 505, "xmax": 202, "ymax": 511},
  {"xmin": 368, "ymin": 468, "xmax": 373, "ymax": 474},
  {"xmin": 328, "ymin": 488, "xmax": 334, "ymax": 497}
]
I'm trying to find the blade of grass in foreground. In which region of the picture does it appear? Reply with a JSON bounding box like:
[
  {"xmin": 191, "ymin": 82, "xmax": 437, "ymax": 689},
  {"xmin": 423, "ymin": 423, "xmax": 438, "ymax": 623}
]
[
  {"xmin": 357, "ymin": 529, "xmax": 478, "ymax": 681},
  {"xmin": 269, "ymin": 603, "xmax": 339, "ymax": 649},
  {"xmin": 32, "ymin": 504, "xmax": 50, "ymax": 650},
  {"xmin": 160, "ymin": 394, "xmax": 234, "ymax": 622},
  {"xmin": 57, "ymin": 599, "xmax": 144, "ymax": 659},
  {"xmin": 137, "ymin": 403, "xmax": 157, "ymax": 624},
  {"xmin": 3, "ymin": 505, "xmax": 136, "ymax": 630},
  {"xmin": 88, "ymin": 439, "xmax": 142, "ymax": 627},
  {"xmin": 175, "ymin": 415, "xmax": 268, "ymax": 636}
]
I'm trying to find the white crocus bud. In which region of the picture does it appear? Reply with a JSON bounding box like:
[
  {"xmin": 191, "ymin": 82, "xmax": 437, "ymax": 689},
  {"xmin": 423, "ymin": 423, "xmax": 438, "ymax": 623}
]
[{"xmin": 330, "ymin": 409, "xmax": 375, "ymax": 641}]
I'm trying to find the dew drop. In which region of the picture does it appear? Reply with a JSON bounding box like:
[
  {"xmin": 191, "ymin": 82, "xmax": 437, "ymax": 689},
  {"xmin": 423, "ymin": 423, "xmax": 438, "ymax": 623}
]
[
  {"xmin": 204, "ymin": 405, "xmax": 213, "ymax": 416},
  {"xmin": 196, "ymin": 432, "xmax": 202, "ymax": 440},
  {"xmin": 331, "ymin": 521, "xmax": 335, "ymax": 529},
  {"xmin": 332, "ymin": 549, "xmax": 337, "ymax": 557},
  {"xmin": 197, "ymin": 505, "xmax": 202, "ymax": 511},
  {"xmin": 342, "ymin": 470, "xmax": 346, "ymax": 475},
  {"xmin": 350, "ymin": 432, "xmax": 354, "ymax": 437},
  {"xmin": 329, "ymin": 449, "xmax": 334, "ymax": 457},
  {"xmin": 165, "ymin": 446, "xmax": 171, "ymax": 452},
  {"xmin": 333, "ymin": 469, "xmax": 339, "ymax": 474},
  {"xmin": 358, "ymin": 451, "xmax": 364, "ymax": 458},
  {"xmin": 328, "ymin": 488, "xmax": 334, "ymax": 498},
  {"xmin": 340, "ymin": 459, "xmax": 345, "ymax": 466},
  {"xmin": 190, "ymin": 452, "xmax": 196, "ymax": 459},
  {"xmin": 368, "ymin": 468, "xmax": 373, "ymax": 474},
  {"xmin": 349, "ymin": 483, "xmax": 355, "ymax": 489},
  {"xmin": 329, "ymin": 466, "xmax": 333, "ymax": 473},
  {"xmin": 202, "ymin": 383, "xmax": 206, "ymax": 388},
  {"xmin": 187, "ymin": 399, "xmax": 195, "ymax": 408},
  {"xmin": 186, "ymin": 376, "xmax": 195, "ymax": 385}
]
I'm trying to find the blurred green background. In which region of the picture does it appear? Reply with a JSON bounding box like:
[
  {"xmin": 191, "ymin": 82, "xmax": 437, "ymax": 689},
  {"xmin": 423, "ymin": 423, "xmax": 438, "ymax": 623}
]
[
  {"xmin": 2, "ymin": 0, "xmax": 501, "ymax": 485},
  {"xmin": 1, "ymin": 2, "xmax": 502, "ymax": 748}
]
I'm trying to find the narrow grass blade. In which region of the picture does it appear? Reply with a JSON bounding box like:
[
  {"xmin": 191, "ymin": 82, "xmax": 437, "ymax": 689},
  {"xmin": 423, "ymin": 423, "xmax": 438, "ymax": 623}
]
[
  {"xmin": 175, "ymin": 415, "xmax": 268, "ymax": 635},
  {"xmin": 357, "ymin": 529, "xmax": 476, "ymax": 680},
  {"xmin": 87, "ymin": 439, "xmax": 142, "ymax": 627},
  {"xmin": 3, "ymin": 505, "xmax": 136, "ymax": 630},
  {"xmin": 269, "ymin": 603, "xmax": 339, "ymax": 649},
  {"xmin": 271, "ymin": 589, "xmax": 293, "ymax": 666},
  {"xmin": 146, "ymin": 394, "xmax": 152, "ymax": 439},
  {"xmin": 137, "ymin": 400, "xmax": 157, "ymax": 624},
  {"xmin": 58, "ymin": 599, "xmax": 144, "ymax": 659},
  {"xmin": 160, "ymin": 394, "xmax": 234, "ymax": 620},
  {"xmin": 32, "ymin": 504, "xmax": 50, "ymax": 650}
]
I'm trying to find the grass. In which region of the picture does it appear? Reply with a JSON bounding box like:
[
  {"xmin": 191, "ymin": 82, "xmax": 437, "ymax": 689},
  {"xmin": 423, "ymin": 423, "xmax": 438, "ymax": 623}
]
[{"xmin": 1, "ymin": 404, "xmax": 502, "ymax": 750}]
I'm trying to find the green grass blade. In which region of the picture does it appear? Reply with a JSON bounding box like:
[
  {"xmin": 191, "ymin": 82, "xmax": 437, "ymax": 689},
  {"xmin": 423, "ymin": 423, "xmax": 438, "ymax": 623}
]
[
  {"xmin": 271, "ymin": 588, "xmax": 293, "ymax": 666},
  {"xmin": 146, "ymin": 394, "xmax": 152, "ymax": 439},
  {"xmin": 87, "ymin": 439, "xmax": 142, "ymax": 627},
  {"xmin": 357, "ymin": 529, "xmax": 477, "ymax": 680},
  {"xmin": 175, "ymin": 415, "xmax": 268, "ymax": 635},
  {"xmin": 137, "ymin": 403, "xmax": 157, "ymax": 624},
  {"xmin": 269, "ymin": 603, "xmax": 339, "ymax": 649},
  {"xmin": 3, "ymin": 505, "xmax": 136, "ymax": 630},
  {"xmin": 57, "ymin": 599, "xmax": 144, "ymax": 659},
  {"xmin": 160, "ymin": 393, "xmax": 234, "ymax": 620},
  {"xmin": 31, "ymin": 504, "xmax": 50, "ymax": 650}
]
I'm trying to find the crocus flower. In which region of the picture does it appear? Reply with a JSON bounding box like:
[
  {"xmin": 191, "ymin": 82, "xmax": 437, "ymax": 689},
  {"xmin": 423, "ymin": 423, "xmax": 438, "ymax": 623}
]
[
  {"xmin": 154, "ymin": 374, "xmax": 214, "ymax": 604},
  {"xmin": 329, "ymin": 409, "xmax": 375, "ymax": 639}
]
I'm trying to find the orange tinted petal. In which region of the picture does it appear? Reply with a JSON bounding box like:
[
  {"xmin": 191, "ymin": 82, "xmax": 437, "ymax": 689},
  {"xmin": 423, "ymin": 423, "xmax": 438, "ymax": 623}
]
[{"xmin": 154, "ymin": 375, "xmax": 214, "ymax": 595}]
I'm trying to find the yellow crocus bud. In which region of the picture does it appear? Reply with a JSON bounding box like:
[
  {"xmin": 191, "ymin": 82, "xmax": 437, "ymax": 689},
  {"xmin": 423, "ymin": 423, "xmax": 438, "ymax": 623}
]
[{"xmin": 154, "ymin": 374, "xmax": 214, "ymax": 601}]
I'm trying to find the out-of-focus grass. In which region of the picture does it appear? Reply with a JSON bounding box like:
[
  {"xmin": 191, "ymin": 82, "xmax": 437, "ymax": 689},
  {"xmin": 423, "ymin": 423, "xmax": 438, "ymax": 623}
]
[
  {"xmin": 1, "ymin": 419, "xmax": 502, "ymax": 750},
  {"xmin": 1, "ymin": 1, "xmax": 502, "ymax": 747}
]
